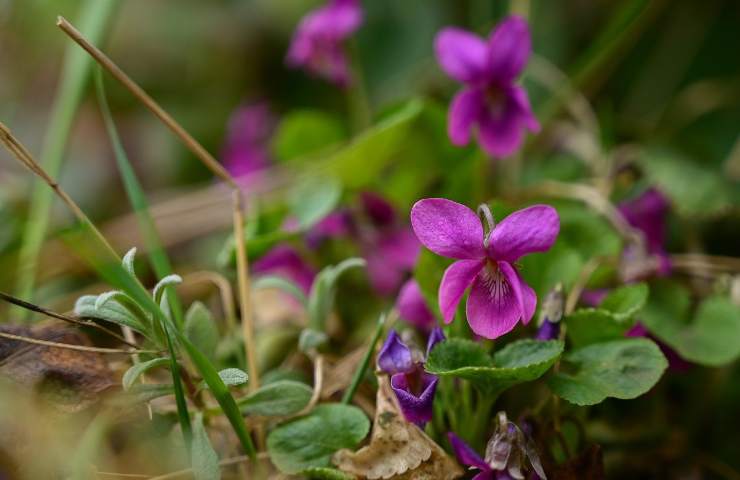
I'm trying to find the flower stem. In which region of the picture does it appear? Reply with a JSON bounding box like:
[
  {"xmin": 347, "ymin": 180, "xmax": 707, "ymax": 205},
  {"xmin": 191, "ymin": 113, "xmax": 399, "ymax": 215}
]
[{"xmin": 342, "ymin": 313, "xmax": 386, "ymax": 405}]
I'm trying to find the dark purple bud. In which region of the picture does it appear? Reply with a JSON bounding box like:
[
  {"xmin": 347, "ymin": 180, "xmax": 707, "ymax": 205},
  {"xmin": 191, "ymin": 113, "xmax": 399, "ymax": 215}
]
[
  {"xmin": 447, "ymin": 432, "xmax": 491, "ymax": 472},
  {"xmin": 535, "ymin": 320, "xmax": 560, "ymax": 341},
  {"xmin": 361, "ymin": 191, "xmax": 396, "ymax": 227},
  {"xmin": 390, "ymin": 369, "xmax": 438, "ymax": 425},
  {"xmin": 426, "ymin": 327, "xmax": 446, "ymax": 358},
  {"xmin": 535, "ymin": 285, "xmax": 562, "ymax": 341},
  {"xmin": 377, "ymin": 330, "xmax": 414, "ymax": 374}
]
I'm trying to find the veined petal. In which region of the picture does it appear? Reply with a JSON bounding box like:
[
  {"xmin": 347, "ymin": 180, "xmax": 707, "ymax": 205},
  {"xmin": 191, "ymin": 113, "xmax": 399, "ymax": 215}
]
[
  {"xmin": 426, "ymin": 327, "xmax": 446, "ymax": 357},
  {"xmin": 377, "ymin": 330, "xmax": 414, "ymax": 374},
  {"xmin": 466, "ymin": 264, "xmax": 522, "ymax": 339},
  {"xmin": 439, "ymin": 259, "xmax": 486, "ymax": 323},
  {"xmin": 498, "ymin": 261, "xmax": 527, "ymax": 323},
  {"xmin": 520, "ymin": 276, "xmax": 537, "ymax": 324},
  {"xmin": 449, "ymin": 88, "xmax": 484, "ymax": 146},
  {"xmin": 391, "ymin": 371, "xmax": 438, "ymax": 425},
  {"xmin": 434, "ymin": 27, "xmax": 491, "ymax": 84},
  {"xmin": 488, "ymin": 15, "xmax": 531, "ymax": 82},
  {"xmin": 488, "ymin": 205, "xmax": 560, "ymax": 262},
  {"xmin": 447, "ymin": 432, "xmax": 491, "ymax": 471},
  {"xmin": 411, "ymin": 198, "xmax": 486, "ymax": 259}
]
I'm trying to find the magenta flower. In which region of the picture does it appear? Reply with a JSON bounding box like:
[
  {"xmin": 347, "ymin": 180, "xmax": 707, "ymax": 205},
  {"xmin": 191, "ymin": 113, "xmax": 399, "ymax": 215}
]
[
  {"xmin": 411, "ymin": 198, "xmax": 559, "ymax": 339},
  {"xmin": 221, "ymin": 102, "xmax": 276, "ymax": 179},
  {"xmin": 286, "ymin": 0, "xmax": 363, "ymax": 87},
  {"xmin": 376, "ymin": 329, "xmax": 445, "ymax": 425},
  {"xmin": 252, "ymin": 244, "xmax": 316, "ymax": 295},
  {"xmin": 618, "ymin": 188, "xmax": 671, "ymax": 278},
  {"xmin": 434, "ymin": 16, "xmax": 540, "ymax": 158},
  {"xmin": 396, "ymin": 279, "xmax": 436, "ymax": 330}
]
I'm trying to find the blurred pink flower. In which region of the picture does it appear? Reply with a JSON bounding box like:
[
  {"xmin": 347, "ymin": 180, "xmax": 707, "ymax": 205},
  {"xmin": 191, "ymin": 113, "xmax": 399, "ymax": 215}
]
[
  {"xmin": 286, "ymin": 0, "xmax": 363, "ymax": 87},
  {"xmin": 221, "ymin": 102, "xmax": 277, "ymax": 180},
  {"xmin": 434, "ymin": 16, "xmax": 539, "ymax": 158},
  {"xmin": 252, "ymin": 244, "xmax": 316, "ymax": 295}
]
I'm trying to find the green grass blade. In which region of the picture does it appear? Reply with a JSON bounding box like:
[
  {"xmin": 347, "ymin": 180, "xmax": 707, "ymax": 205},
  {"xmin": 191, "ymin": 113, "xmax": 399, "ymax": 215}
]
[
  {"xmin": 341, "ymin": 313, "xmax": 385, "ymax": 405},
  {"xmin": 14, "ymin": 0, "xmax": 118, "ymax": 320},
  {"xmin": 94, "ymin": 69, "xmax": 184, "ymax": 329}
]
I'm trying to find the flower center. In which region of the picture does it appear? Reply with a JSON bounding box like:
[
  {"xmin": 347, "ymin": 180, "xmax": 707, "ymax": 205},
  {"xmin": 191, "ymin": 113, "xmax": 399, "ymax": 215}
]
[
  {"xmin": 484, "ymin": 85, "xmax": 507, "ymax": 118},
  {"xmin": 480, "ymin": 261, "xmax": 510, "ymax": 305}
]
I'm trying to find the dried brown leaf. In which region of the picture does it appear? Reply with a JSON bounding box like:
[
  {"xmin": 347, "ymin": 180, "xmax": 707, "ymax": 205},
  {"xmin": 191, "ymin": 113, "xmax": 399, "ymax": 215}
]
[
  {"xmin": 0, "ymin": 323, "xmax": 116, "ymax": 412},
  {"xmin": 333, "ymin": 375, "xmax": 462, "ymax": 480}
]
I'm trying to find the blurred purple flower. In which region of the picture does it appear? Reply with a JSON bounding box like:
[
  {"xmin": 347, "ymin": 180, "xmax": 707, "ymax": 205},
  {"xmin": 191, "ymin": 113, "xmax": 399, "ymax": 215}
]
[
  {"xmin": 434, "ymin": 16, "xmax": 540, "ymax": 159},
  {"xmin": 411, "ymin": 198, "xmax": 559, "ymax": 339},
  {"xmin": 252, "ymin": 244, "xmax": 316, "ymax": 295},
  {"xmin": 286, "ymin": 0, "xmax": 363, "ymax": 87},
  {"xmin": 534, "ymin": 285, "xmax": 563, "ymax": 341},
  {"xmin": 397, "ymin": 279, "xmax": 436, "ymax": 330},
  {"xmin": 377, "ymin": 329, "xmax": 444, "ymax": 426},
  {"xmin": 305, "ymin": 209, "xmax": 355, "ymax": 248},
  {"xmin": 222, "ymin": 102, "xmax": 276, "ymax": 180},
  {"xmin": 618, "ymin": 188, "xmax": 672, "ymax": 279}
]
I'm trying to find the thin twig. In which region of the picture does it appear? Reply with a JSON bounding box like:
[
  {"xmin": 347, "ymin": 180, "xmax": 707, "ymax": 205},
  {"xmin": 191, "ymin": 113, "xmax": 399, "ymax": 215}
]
[
  {"xmin": 0, "ymin": 290, "xmax": 138, "ymax": 347},
  {"xmin": 565, "ymin": 257, "xmax": 603, "ymax": 315},
  {"xmin": 0, "ymin": 331, "xmax": 156, "ymax": 354},
  {"xmin": 181, "ymin": 271, "xmax": 237, "ymax": 331},
  {"xmin": 56, "ymin": 17, "xmax": 260, "ymax": 399}
]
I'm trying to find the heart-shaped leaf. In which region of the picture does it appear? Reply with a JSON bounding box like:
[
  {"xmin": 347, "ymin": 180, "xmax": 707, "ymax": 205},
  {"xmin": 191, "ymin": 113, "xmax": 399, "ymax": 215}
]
[
  {"xmin": 425, "ymin": 339, "xmax": 564, "ymax": 396},
  {"xmin": 267, "ymin": 403, "xmax": 370, "ymax": 474},
  {"xmin": 239, "ymin": 380, "xmax": 313, "ymax": 417},
  {"xmin": 547, "ymin": 338, "xmax": 667, "ymax": 405},
  {"xmin": 641, "ymin": 281, "xmax": 740, "ymax": 366}
]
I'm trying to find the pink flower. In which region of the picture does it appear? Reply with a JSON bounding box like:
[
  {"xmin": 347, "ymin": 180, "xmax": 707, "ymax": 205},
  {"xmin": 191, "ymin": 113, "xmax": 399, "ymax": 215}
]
[
  {"xmin": 410, "ymin": 198, "xmax": 559, "ymax": 339},
  {"xmin": 252, "ymin": 245, "xmax": 316, "ymax": 295},
  {"xmin": 618, "ymin": 188, "xmax": 671, "ymax": 279},
  {"xmin": 221, "ymin": 102, "xmax": 276, "ymax": 180},
  {"xmin": 286, "ymin": 0, "xmax": 363, "ymax": 87},
  {"xmin": 434, "ymin": 16, "xmax": 539, "ymax": 158},
  {"xmin": 396, "ymin": 279, "xmax": 436, "ymax": 330}
]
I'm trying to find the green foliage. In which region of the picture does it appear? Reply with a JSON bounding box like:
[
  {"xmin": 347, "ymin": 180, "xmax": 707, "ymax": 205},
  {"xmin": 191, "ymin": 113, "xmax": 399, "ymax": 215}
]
[
  {"xmin": 566, "ymin": 283, "xmax": 649, "ymax": 347},
  {"xmin": 217, "ymin": 368, "xmax": 249, "ymax": 387},
  {"xmin": 267, "ymin": 404, "xmax": 370, "ymax": 474},
  {"xmin": 272, "ymin": 110, "xmax": 346, "ymax": 162},
  {"xmin": 184, "ymin": 301, "xmax": 220, "ymax": 362},
  {"xmin": 639, "ymin": 148, "xmax": 733, "ymax": 217},
  {"xmin": 413, "ymin": 248, "xmax": 450, "ymax": 314},
  {"xmin": 426, "ymin": 338, "xmax": 564, "ymax": 396},
  {"xmin": 548, "ymin": 338, "xmax": 668, "ymax": 405},
  {"xmin": 239, "ymin": 380, "xmax": 313, "ymax": 416},
  {"xmin": 288, "ymin": 176, "xmax": 342, "ymax": 230},
  {"xmin": 122, "ymin": 357, "xmax": 170, "ymax": 391},
  {"xmin": 641, "ymin": 281, "xmax": 740, "ymax": 366},
  {"xmin": 302, "ymin": 467, "xmax": 355, "ymax": 480},
  {"xmin": 324, "ymin": 99, "xmax": 424, "ymax": 188},
  {"xmin": 74, "ymin": 294, "xmax": 150, "ymax": 336},
  {"xmin": 253, "ymin": 275, "xmax": 308, "ymax": 306},
  {"xmin": 191, "ymin": 413, "xmax": 221, "ymax": 480},
  {"xmin": 307, "ymin": 258, "xmax": 366, "ymax": 331}
]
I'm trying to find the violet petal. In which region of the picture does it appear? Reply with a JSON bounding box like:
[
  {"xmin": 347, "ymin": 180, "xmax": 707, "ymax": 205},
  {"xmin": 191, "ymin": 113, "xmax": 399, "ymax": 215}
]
[
  {"xmin": 397, "ymin": 279, "xmax": 436, "ymax": 329},
  {"xmin": 390, "ymin": 371, "xmax": 438, "ymax": 425},
  {"xmin": 411, "ymin": 198, "xmax": 486, "ymax": 260},
  {"xmin": 448, "ymin": 87, "xmax": 484, "ymax": 145},
  {"xmin": 377, "ymin": 330, "xmax": 414, "ymax": 374},
  {"xmin": 466, "ymin": 265, "xmax": 522, "ymax": 339},
  {"xmin": 426, "ymin": 327, "xmax": 446, "ymax": 358},
  {"xmin": 488, "ymin": 15, "xmax": 531, "ymax": 83},
  {"xmin": 488, "ymin": 205, "xmax": 560, "ymax": 263},
  {"xmin": 439, "ymin": 259, "xmax": 486, "ymax": 323},
  {"xmin": 434, "ymin": 27, "xmax": 491, "ymax": 84},
  {"xmin": 447, "ymin": 432, "xmax": 491, "ymax": 471}
]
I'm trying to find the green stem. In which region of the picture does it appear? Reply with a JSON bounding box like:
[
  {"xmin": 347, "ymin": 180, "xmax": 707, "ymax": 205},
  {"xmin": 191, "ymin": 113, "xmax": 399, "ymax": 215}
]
[
  {"xmin": 14, "ymin": 0, "xmax": 118, "ymax": 321},
  {"xmin": 342, "ymin": 313, "xmax": 386, "ymax": 404}
]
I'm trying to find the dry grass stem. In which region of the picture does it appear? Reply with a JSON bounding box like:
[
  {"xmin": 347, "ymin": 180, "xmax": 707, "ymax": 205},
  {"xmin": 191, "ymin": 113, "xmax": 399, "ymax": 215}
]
[{"xmin": 0, "ymin": 331, "xmax": 157, "ymax": 354}]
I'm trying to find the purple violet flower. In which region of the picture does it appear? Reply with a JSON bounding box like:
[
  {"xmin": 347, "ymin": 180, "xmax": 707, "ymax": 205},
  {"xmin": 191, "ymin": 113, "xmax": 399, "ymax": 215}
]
[
  {"xmin": 252, "ymin": 244, "xmax": 316, "ymax": 295},
  {"xmin": 397, "ymin": 279, "xmax": 437, "ymax": 330},
  {"xmin": 534, "ymin": 285, "xmax": 563, "ymax": 341},
  {"xmin": 286, "ymin": 0, "xmax": 363, "ymax": 87},
  {"xmin": 618, "ymin": 188, "xmax": 672, "ymax": 279},
  {"xmin": 411, "ymin": 198, "xmax": 559, "ymax": 339},
  {"xmin": 434, "ymin": 16, "xmax": 540, "ymax": 159},
  {"xmin": 377, "ymin": 329, "xmax": 444, "ymax": 426},
  {"xmin": 221, "ymin": 102, "xmax": 276, "ymax": 180}
]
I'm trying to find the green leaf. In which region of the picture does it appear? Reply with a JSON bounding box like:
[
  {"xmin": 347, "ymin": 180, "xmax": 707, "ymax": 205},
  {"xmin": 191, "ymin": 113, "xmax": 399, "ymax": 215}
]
[
  {"xmin": 302, "ymin": 467, "xmax": 355, "ymax": 480},
  {"xmin": 298, "ymin": 328, "xmax": 329, "ymax": 353},
  {"xmin": 307, "ymin": 258, "xmax": 366, "ymax": 331},
  {"xmin": 548, "ymin": 338, "xmax": 667, "ymax": 406},
  {"xmin": 253, "ymin": 275, "xmax": 308, "ymax": 306},
  {"xmin": 324, "ymin": 99, "xmax": 424, "ymax": 189},
  {"xmin": 123, "ymin": 383, "xmax": 174, "ymax": 404},
  {"xmin": 122, "ymin": 247, "xmax": 137, "ymax": 277},
  {"xmin": 600, "ymin": 283, "xmax": 649, "ymax": 321},
  {"xmin": 74, "ymin": 294, "xmax": 149, "ymax": 335},
  {"xmin": 267, "ymin": 403, "xmax": 370, "ymax": 474},
  {"xmin": 122, "ymin": 357, "xmax": 170, "ymax": 391},
  {"xmin": 239, "ymin": 380, "xmax": 313, "ymax": 417},
  {"xmin": 288, "ymin": 176, "xmax": 342, "ymax": 230},
  {"xmin": 218, "ymin": 368, "xmax": 249, "ymax": 387},
  {"xmin": 639, "ymin": 148, "xmax": 733, "ymax": 217},
  {"xmin": 641, "ymin": 281, "xmax": 740, "ymax": 366},
  {"xmin": 566, "ymin": 283, "xmax": 648, "ymax": 347},
  {"xmin": 413, "ymin": 248, "xmax": 450, "ymax": 313},
  {"xmin": 184, "ymin": 301, "xmax": 220, "ymax": 361},
  {"xmin": 191, "ymin": 412, "xmax": 220, "ymax": 480},
  {"xmin": 153, "ymin": 274, "xmax": 182, "ymax": 304},
  {"xmin": 426, "ymin": 339, "xmax": 564, "ymax": 395},
  {"xmin": 272, "ymin": 110, "xmax": 346, "ymax": 163}
]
